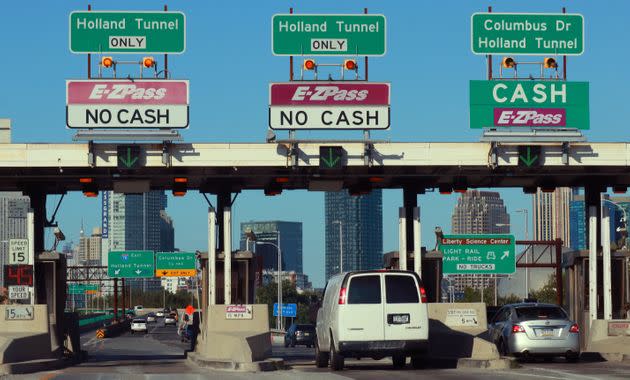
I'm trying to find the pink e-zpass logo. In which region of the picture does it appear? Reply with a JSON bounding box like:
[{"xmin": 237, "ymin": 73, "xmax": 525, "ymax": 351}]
[{"xmin": 494, "ymin": 108, "xmax": 566, "ymax": 127}]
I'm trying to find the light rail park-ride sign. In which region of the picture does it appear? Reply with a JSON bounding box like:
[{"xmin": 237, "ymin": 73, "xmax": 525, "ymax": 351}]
[
  {"xmin": 439, "ymin": 235, "xmax": 516, "ymax": 275},
  {"xmin": 471, "ymin": 13, "xmax": 584, "ymax": 55}
]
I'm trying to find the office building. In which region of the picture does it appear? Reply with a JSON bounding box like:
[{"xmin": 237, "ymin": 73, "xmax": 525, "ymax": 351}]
[
  {"xmin": 569, "ymin": 194, "xmax": 629, "ymax": 250},
  {"xmin": 324, "ymin": 189, "xmax": 383, "ymax": 281},
  {"xmin": 239, "ymin": 221, "xmax": 302, "ymax": 273},
  {"xmin": 0, "ymin": 192, "xmax": 30, "ymax": 286},
  {"xmin": 261, "ymin": 270, "xmax": 312, "ymax": 291},
  {"xmin": 78, "ymin": 227, "xmax": 103, "ymax": 266},
  {"xmin": 160, "ymin": 210, "xmax": 175, "ymax": 252},
  {"xmin": 451, "ymin": 190, "xmax": 510, "ymax": 234},
  {"xmin": 450, "ymin": 190, "xmax": 510, "ymax": 292},
  {"xmin": 532, "ymin": 188, "xmax": 573, "ymax": 247},
  {"xmin": 160, "ymin": 276, "xmax": 188, "ymax": 294}
]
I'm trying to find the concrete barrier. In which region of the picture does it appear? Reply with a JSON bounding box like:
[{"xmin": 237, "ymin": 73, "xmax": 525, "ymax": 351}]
[
  {"xmin": 189, "ymin": 304, "xmax": 281, "ymax": 371},
  {"xmin": 586, "ymin": 319, "xmax": 630, "ymax": 361},
  {"xmin": 427, "ymin": 303, "xmax": 514, "ymax": 369}
]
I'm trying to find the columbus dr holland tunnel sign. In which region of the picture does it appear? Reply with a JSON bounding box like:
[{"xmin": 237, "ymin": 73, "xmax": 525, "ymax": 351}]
[{"xmin": 66, "ymin": 80, "xmax": 189, "ymax": 129}]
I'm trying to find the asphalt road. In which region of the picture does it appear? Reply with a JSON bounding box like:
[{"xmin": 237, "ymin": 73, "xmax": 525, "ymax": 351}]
[{"xmin": 23, "ymin": 323, "xmax": 630, "ymax": 379}]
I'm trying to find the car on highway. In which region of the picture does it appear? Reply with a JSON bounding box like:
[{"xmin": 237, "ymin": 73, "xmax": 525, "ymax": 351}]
[
  {"xmin": 315, "ymin": 270, "xmax": 429, "ymax": 371},
  {"xmin": 131, "ymin": 318, "xmax": 148, "ymax": 334},
  {"xmin": 156, "ymin": 309, "xmax": 167, "ymax": 318},
  {"xmin": 146, "ymin": 312, "xmax": 157, "ymax": 323},
  {"xmin": 488, "ymin": 303, "xmax": 580, "ymax": 361},
  {"xmin": 164, "ymin": 312, "xmax": 177, "ymax": 326},
  {"xmin": 134, "ymin": 305, "xmax": 144, "ymax": 314},
  {"xmin": 285, "ymin": 324, "xmax": 316, "ymax": 348}
]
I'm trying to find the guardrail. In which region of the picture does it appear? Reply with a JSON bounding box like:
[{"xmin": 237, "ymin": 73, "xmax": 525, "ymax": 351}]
[{"xmin": 96, "ymin": 319, "xmax": 130, "ymax": 339}]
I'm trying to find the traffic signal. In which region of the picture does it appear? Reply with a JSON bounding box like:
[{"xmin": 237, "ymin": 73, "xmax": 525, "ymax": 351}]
[
  {"xmin": 343, "ymin": 59, "xmax": 357, "ymax": 71},
  {"xmin": 303, "ymin": 59, "xmax": 316, "ymax": 70},
  {"xmin": 142, "ymin": 56, "xmax": 155, "ymax": 68},
  {"xmin": 172, "ymin": 177, "xmax": 187, "ymax": 197},
  {"xmin": 544, "ymin": 57, "xmax": 558, "ymax": 68},
  {"xmin": 101, "ymin": 56, "xmax": 114, "ymax": 68},
  {"xmin": 501, "ymin": 57, "xmax": 516, "ymax": 68},
  {"xmin": 319, "ymin": 146, "xmax": 344, "ymax": 170},
  {"xmin": 80, "ymin": 178, "xmax": 98, "ymax": 197}
]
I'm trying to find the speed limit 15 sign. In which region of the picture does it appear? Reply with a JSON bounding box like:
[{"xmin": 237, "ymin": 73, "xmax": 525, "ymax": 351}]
[{"xmin": 9, "ymin": 239, "xmax": 29, "ymax": 265}]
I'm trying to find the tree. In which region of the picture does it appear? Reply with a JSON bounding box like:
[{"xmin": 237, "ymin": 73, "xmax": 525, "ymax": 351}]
[
  {"xmin": 255, "ymin": 280, "xmax": 320, "ymax": 328},
  {"xmin": 529, "ymin": 274, "xmax": 558, "ymax": 304}
]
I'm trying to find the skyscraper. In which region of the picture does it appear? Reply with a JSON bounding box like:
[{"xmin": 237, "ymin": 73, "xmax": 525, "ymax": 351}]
[
  {"xmin": 450, "ymin": 190, "xmax": 510, "ymax": 292},
  {"xmin": 324, "ymin": 189, "xmax": 383, "ymax": 281},
  {"xmin": 451, "ymin": 190, "xmax": 510, "ymax": 234},
  {"xmin": 78, "ymin": 227, "xmax": 103, "ymax": 266},
  {"xmin": 239, "ymin": 221, "xmax": 302, "ymax": 273},
  {"xmin": 532, "ymin": 188, "xmax": 573, "ymax": 247},
  {"xmin": 0, "ymin": 192, "xmax": 30, "ymax": 286},
  {"xmin": 569, "ymin": 194, "xmax": 628, "ymax": 250}
]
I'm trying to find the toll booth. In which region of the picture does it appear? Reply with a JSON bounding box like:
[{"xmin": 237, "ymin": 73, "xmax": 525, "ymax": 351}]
[
  {"xmin": 563, "ymin": 250, "xmax": 630, "ymax": 349},
  {"xmin": 383, "ymin": 248, "xmax": 443, "ymax": 303},
  {"xmin": 198, "ymin": 250, "xmax": 260, "ymax": 309}
]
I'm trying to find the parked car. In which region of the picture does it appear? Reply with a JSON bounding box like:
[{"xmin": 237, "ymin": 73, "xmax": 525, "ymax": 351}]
[
  {"xmin": 131, "ymin": 318, "xmax": 148, "ymax": 334},
  {"xmin": 488, "ymin": 303, "xmax": 580, "ymax": 361},
  {"xmin": 285, "ymin": 324, "xmax": 316, "ymax": 348},
  {"xmin": 146, "ymin": 313, "xmax": 157, "ymax": 323},
  {"xmin": 164, "ymin": 313, "xmax": 177, "ymax": 326},
  {"xmin": 315, "ymin": 270, "xmax": 429, "ymax": 371}
]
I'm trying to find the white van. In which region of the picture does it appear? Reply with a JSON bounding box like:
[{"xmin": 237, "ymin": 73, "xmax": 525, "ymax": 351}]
[{"xmin": 315, "ymin": 270, "xmax": 429, "ymax": 370}]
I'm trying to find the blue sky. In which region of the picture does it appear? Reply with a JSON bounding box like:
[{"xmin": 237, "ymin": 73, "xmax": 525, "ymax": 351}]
[{"xmin": 0, "ymin": 0, "xmax": 623, "ymax": 287}]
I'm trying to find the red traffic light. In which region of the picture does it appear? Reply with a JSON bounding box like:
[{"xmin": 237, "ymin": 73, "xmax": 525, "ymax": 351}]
[
  {"xmin": 142, "ymin": 57, "xmax": 155, "ymax": 68},
  {"xmin": 303, "ymin": 59, "xmax": 316, "ymax": 70},
  {"xmin": 344, "ymin": 59, "xmax": 357, "ymax": 70},
  {"xmin": 101, "ymin": 57, "xmax": 114, "ymax": 68}
]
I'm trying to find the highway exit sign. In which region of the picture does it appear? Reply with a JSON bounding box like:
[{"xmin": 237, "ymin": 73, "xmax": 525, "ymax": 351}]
[
  {"xmin": 108, "ymin": 251, "xmax": 154, "ymax": 278},
  {"xmin": 469, "ymin": 80, "xmax": 589, "ymax": 130},
  {"xmin": 272, "ymin": 14, "xmax": 386, "ymax": 56},
  {"xmin": 69, "ymin": 11, "xmax": 186, "ymax": 54},
  {"xmin": 471, "ymin": 13, "xmax": 584, "ymax": 55},
  {"xmin": 439, "ymin": 234, "xmax": 515, "ymax": 275},
  {"xmin": 155, "ymin": 252, "xmax": 196, "ymax": 277}
]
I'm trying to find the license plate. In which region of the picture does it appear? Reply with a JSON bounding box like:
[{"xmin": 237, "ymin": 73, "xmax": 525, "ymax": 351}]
[
  {"xmin": 389, "ymin": 314, "xmax": 410, "ymax": 324},
  {"xmin": 304, "ymin": 332, "xmax": 310, "ymax": 336},
  {"xmin": 539, "ymin": 329, "xmax": 554, "ymax": 337}
]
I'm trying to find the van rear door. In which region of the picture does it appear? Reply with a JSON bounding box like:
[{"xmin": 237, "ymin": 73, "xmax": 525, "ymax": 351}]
[
  {"xmin": 338, "ymin": 274, "xmax": 385, "ymax": 342},
  {"xmin": 383, "ymin": 273, "xmax": 428, "ymax": 341}
]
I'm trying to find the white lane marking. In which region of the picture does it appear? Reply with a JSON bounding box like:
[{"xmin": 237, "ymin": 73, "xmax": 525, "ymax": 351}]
[
  {"xmin": 495, "ymin": 370, "xmax": 564, "ymax": 379},
  {"xmin": 529, "ymin": 367, "xmax": 602, "ymax": 380}
]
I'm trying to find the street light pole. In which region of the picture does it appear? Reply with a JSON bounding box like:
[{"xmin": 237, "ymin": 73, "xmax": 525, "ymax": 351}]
[
  {"xmin": 516, "ymin": 209, "xmax": 529, "ymax": 298},
  {"xmin": 333, "ymin": 220, "xmax": 343, "ymax": 273}
]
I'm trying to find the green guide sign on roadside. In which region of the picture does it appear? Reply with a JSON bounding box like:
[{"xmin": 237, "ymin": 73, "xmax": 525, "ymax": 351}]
[
  {"xmin": 155, "ymin": 252, "xmax": 197, "ymax": 277},
  {"xmin": 68, "ymin": 283, "xmax": 98, "ymax": 294},
  {"xmin": 471, "ymin": 13, "xmax": 584, "ymax": 55},
  {"xmin": 107, "ymin": 251, "xmax": 154, "ymax": 278},
  {"xmin": 469, "ymin": 80, "xmax": 589, "ymax": 130},
  {"xmin": 439, "ymin": 234, "xmax": 516, "ymax": 275},
  {"xmin": 69, "ymin": 11, "xmax": 186, "ymax": 54},
  {"xmin": 272, "ymin": 14, "xmax": 386, "ymax": 56}
]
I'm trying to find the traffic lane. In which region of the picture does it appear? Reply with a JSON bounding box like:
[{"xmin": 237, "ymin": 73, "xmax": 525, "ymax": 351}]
[
  {"xmin": 147, "ymin": 318, "xmax": 190, "ymax": 350},
  {"xmin": 513, "ymin": 356, "xmax": 630, "ymax": 379}
]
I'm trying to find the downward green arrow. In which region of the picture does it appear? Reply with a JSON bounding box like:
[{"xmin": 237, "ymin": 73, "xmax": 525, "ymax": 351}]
[
  {"xmin": 321, "ymin": 148, "xmax": 341, "ymax": 168},
  {"xmin": 119, "ymin": 147, "xmax": 139, "ymax": 168},
  {"xmin": 519, "ymin": 147, "xmax": 538, "ymax": 167}
]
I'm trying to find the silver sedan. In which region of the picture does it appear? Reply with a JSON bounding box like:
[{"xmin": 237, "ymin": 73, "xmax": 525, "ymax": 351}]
[{"xmin": 488, "ymin": 303, "xmax": 580, "ymax": 361}]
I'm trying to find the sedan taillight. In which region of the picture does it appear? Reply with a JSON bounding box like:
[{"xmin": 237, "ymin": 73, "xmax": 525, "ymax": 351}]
[
  {"xmin": 511, "ymin": 324, "xmax": 526, "ymax": 334},
  {"xmin": 296, "ymin": 331, "xmax": 303, "ymax": 336},
  {"xmin": 569, "ymin": 323, "xmax": 579, "ymax": 333}
]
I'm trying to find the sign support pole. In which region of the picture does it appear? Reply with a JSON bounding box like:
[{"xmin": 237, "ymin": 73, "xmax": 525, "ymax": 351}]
[
  {"xmin": 164, "ymin": 4, "xmax": 168, "ymax": 79},
  {"xmin": 398, "ymin": 208, "xmax": 407, "ymax": 270},
  {"xmin": 364, "ymin": 8, "xmax": 369, "ymax": 81},
  {"xmin": 413, "ymin": 207, "xmax": 421, "ymax": 275},
  {"xmin": 223, "ymin": 206, "xmax": 231, "ymax": 305},
  {"xmin": 27, "ymin": 210, "xmax": 35, "ymax": 305},
  {"xmin": 87, "ymin": 4, "xmax": 91, "ymax": 79},
  {"xmin": 602, "ymin": 207, "xmax": 612, "ymax": 320},
  {"xmin": 289, "ymin": 8, "xmax": 293, "ymax": 81},
  {"xmin": 563, "ymin": 7, "xmax": 567, "ymax": 80},
  {"xmin": 588, "ymin": 205, "xmax": 598, "ymax": 323},
  {"xmin": 209, "ymin": 207, "xmax": 216, "ymax": 305},
  {"xmin": 487, "ymin": 6, "xmax": 492, "ymax": 80}
]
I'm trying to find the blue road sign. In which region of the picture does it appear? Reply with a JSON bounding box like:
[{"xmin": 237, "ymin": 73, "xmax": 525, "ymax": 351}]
[{"xmin": 273, "ymin": 303, "xmax": 297, "ymax": 318}]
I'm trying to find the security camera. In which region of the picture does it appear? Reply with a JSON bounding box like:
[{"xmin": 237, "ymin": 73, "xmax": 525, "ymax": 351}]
[
  {"xmin": 266, "ymin": 130, "xmax": 276, "ymax": 143},
  {"xmin": 53, "ymin": 227, "xmax": 65, "ymax": 241}
]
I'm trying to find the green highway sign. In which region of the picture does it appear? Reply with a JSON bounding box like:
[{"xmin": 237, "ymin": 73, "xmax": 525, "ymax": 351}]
[
  {"xmin": 319, "ymin": 146, "xmax": 344, "ymax": 169},
  {"xmin": 469, "ymin": 80, "xmax": 589, "ymax": 130},
  {"xmin": 272, "ymin": 14, "xmax": 386, "ymax": 56},
  {"xmin": 471, "ymin": 13, "xmax": 584, "ymax": 55},
  {"xmin": 68, "ymin": 283, "xmax": 98, "ymax": 294},
  {"xmin": 518, "ymin": 146, "xmax": 542, "ymax": 167},
  {"xmin": 117, "ymin": 145, "xmax": 141, "ymax": 170},
  {"xmin": 155, "ymin": 252, "xmax": 197, "ymax": 277},
  {"xmin": 108, "ymin": 251, "xmax": 154, "ymax": 278},
  {"xmin": 69, "ymin": 11, "xmax": 186, "ymax": 54},
  {"xmin": 439, "ymin": 234, "xmax": 516, "ymax": 275}
]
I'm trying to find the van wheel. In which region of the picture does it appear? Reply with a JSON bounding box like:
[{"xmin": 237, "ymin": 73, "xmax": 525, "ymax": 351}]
[
  {"xmin": 315, "ymin": 339, "xmax": 329, "ymax": 368},
  {"xmin": 411, "ymin": 355, "xmax": 424, "ymax": 369},
  {"xmin": 330, "ymin": 339, "xmax": 344, "ymax": 371},
  {"xmin": 392, "ymin": 354, "xmax": 406, "ymax": 369}
]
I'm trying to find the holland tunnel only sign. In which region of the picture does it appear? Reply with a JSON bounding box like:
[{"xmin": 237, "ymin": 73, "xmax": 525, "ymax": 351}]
[
  {"xmin": 66, "ymin": 80, "xmax": 189, "ymax": 128},
  {"xmin": 269, "ymin": 82, "xmax": 390, "ymax": 130}
]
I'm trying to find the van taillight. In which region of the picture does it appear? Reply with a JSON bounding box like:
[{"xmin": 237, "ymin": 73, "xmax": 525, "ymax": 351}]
[
  {"xmin": 419, "ymin": 286, "xmax": 427, "ymax": 303},
  {"xmin": 338, "ymin": 287, "xmax": 347, "ymax": 304}
]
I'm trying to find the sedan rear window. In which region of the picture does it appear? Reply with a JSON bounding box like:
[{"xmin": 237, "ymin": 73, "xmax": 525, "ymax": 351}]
[
  {"xmin": 348, "ymin": 275, "xmax": 381, "ymax": 304},
  {"xmin": 385, "ymin": 275, "xmax": 419, "ymax": 303},
  {"xmin": 515, "ymin": 307, "xmax": 567, "ymax": 320},
  {"xmin": 132, "ymin": 319, "xmax": 145, "ymax": 323}
]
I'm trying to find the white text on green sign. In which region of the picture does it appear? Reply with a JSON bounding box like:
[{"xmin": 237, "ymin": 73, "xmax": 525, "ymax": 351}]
[
  {"xmin": 107, "ymin": 251, "xmax": 154, "ymax": 278},
  {"xmin": 69, "ymin": 11, "xmax": 186, "ymax": 54},
  {"xmin": 439, "ymin": 235, "xmax": 516, "ymax": 275},
  {"xmin": 471, "ymin": 13, "xmax": 584, "ymax": 55},
  {"xmin": 272, "ymin": 14, "xmax": 386, "ymax": 56}
]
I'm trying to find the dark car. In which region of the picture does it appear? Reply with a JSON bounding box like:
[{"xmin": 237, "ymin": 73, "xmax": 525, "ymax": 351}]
[{"xmin": 284, "ymin": 324, "xmax": 316, "ymax": 348}]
